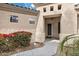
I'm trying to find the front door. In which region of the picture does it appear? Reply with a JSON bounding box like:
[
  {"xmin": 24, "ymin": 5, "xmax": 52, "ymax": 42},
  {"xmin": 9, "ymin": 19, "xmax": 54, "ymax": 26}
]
[{"xmin": 47, "ymin": 24, "xmax": 52, "ymax": 37}]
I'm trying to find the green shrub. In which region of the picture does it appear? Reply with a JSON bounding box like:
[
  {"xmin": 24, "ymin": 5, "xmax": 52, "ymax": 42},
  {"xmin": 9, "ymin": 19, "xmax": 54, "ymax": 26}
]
[
  {"xmin": 8, "ymin": 31, "xmax": 32, "ymax": 47},
  {"xmin": 9, "ymin": 34, "xmax": 31, "ymax": 47},
  {"xmin": 59, "ymin": 34, "xmax": 79, "ymax": 56}
]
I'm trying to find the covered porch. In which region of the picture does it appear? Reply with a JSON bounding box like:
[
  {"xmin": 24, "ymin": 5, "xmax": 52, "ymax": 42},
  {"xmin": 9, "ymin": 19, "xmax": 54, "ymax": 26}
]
[
  {"xmin": 44, "ymin": 14, "xmax": 61, "ymax": 40},
  {"xmin": 35, "ymin": 14, "xmax": 61, "ymax": 42}
]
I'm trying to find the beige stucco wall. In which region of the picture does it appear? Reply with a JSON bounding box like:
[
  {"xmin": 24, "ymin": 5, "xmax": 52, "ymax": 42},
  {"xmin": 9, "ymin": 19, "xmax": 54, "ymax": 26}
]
[
  {"xmin": 35, "ymin": 3, "xmax": 78, "ymax": 42},
  {"xmin": 0, "ymin": 10, "xmax": 38, "ymax": 42},
  {"xmin": 60, "ymin": 3, "xmax": 77, "ymax": 41},
  {"xmin": 36, "ymin": 3, "xmax": 62, "ymax": 16},
  {"xmin": 35, "ymin": 3, "xmax": 62, "ymax": 42},
  {"xmin": 35, "ymin": 13, "xmax": 45, "ymax": 42}
]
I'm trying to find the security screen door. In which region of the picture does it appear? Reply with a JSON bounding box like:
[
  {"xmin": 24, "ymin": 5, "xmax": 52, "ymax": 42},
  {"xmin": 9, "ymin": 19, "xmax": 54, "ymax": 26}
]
[{"xmin": 47, "ymin": 24, "xmax": 52, "ymax": 36}]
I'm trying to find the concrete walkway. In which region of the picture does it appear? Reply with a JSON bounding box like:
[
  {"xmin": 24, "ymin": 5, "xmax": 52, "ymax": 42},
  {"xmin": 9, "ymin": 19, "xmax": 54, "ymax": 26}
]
[{"xmin": 12, "ymin": 40, "xmax": 59, "ymax": 56}]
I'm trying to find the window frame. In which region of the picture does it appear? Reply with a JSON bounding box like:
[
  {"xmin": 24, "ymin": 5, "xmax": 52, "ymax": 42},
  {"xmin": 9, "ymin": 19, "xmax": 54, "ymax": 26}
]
[
  {"xmin": 58, "ymin": 5, "xmax": 62, "ymax": 10},
  {"xmin": 43, "ymin": 8, "xmax": 46, "ymax": 12},
  {"xmin": 50, "ymin": 6, "xmax": 54, "ymax": 11},
  {"xmin": 29, "ymin": 21, "xmax": 35, "ymax": 24},
  {"xmin": 29, "ymin": 17, "xmax": 36, "ymax": 24},
  {"xmin": 10, "ymin": 15, "xmax": 18, "ymax": 23}
]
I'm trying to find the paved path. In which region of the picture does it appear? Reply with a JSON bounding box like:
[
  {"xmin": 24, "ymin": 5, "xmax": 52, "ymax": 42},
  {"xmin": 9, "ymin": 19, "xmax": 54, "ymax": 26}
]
[{"xmin": 12, "ymin": 40, "xmax": 59, "ymax": 56}]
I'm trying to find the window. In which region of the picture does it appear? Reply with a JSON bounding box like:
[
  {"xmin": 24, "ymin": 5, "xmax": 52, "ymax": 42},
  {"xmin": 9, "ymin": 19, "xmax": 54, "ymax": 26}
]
[
  {"xmin": 29, "ymin": 21, "xmax": 35, "ymax": 24},
  {"xmin": 43, "ymin": 8, "xmax": 46, "ymax": 12},
  {"xmin": 29, "ymin": 18, "xmax": 35, "ymax": 24},
  {"xmin": 10, "ymin": 15, "xmax": 18, "ymax": 23},
  {"xmin": 58, "ymin": 5, "xmax": 61, "ymax": 10},
  {"xmin": 50, "ymin": 6, "xmax": 54, "ymax": 11}
]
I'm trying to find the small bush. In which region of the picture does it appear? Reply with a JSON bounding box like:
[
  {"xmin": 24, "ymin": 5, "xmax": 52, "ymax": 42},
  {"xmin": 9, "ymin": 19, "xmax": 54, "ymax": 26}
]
[
  {"xmin": 9, "ymin": 31, "xmax": 32, "ymax": 47},
  {"xmin": 9, "ymin": 34, "xmax": 31, "ymax": 47},
  {"xmin": 59, "ymin": 34, "xmax": 79, "ymax": 56}
]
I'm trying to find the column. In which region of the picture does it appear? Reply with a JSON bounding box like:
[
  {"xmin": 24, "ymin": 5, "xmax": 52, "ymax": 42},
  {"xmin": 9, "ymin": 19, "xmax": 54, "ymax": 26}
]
[{"xmin": 35, "ymin": 14, "xmax": 45, "ymax": 43}]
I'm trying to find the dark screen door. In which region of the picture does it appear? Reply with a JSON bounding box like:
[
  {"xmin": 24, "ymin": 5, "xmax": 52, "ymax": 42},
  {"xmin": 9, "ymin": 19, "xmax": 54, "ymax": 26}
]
[{"xmin": 48, "ymin": 24, "xmax": 52, "ymax": 35}]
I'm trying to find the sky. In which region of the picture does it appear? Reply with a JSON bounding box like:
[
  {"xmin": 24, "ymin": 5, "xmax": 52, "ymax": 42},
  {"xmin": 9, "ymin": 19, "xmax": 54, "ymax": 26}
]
[{"xmin": 14, "ymin": 3, "xmax": 36, "ymax": 9}]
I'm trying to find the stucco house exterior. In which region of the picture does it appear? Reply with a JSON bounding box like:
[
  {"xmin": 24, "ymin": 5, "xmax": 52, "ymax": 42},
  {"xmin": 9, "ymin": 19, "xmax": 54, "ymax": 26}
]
[{"xmin": 0, "ymin": 3, "xmax": 79, "ymax": 44}]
